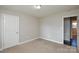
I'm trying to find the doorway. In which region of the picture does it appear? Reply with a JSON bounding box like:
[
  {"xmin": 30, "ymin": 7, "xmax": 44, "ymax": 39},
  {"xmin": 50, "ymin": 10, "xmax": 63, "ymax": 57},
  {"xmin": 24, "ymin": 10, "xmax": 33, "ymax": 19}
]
[
  {"xmin": 64, "ymin": 16, "xmax": 77, "ymax": 47},
  {"xmin": 3, "ymin": 14, "xmax": 19, "ymax": 49}
]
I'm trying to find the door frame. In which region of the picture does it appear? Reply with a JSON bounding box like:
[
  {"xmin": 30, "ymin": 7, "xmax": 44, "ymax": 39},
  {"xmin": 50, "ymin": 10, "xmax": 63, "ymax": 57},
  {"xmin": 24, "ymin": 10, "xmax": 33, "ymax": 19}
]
[
  {"xmin": 62, "ymin": 15, "xmax": 78, "ymax": 44},
  {"xmin": 1, "ymin": 14, "xmax": 19, "ymax": 50}
]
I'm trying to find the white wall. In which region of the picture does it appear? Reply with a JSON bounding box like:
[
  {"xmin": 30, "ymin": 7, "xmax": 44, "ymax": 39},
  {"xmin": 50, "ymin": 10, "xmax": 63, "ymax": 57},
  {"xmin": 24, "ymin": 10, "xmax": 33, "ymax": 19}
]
[
  {"xmin": 0, "ymin": 10, "xmax": 39, "ymax": 49},
  {"xmin": 40, "ymin": 9, "xmax": 79, "ymax": 44},
  {"xmin": 19, "ymin": 14, "xmax": 39, "ymax": 42}
]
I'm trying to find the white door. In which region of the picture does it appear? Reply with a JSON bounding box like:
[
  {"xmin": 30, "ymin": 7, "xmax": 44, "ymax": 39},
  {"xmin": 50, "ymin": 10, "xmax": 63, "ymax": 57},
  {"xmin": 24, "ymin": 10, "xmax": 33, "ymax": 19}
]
[{"xmin": 3, "ymin": 14, "xmax": 19, "ymax": 49}]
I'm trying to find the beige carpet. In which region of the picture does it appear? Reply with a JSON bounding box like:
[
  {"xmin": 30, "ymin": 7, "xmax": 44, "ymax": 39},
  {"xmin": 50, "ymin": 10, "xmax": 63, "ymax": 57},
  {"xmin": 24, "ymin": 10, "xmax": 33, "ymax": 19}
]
[{"xmin": 0, "ymin": 39, "xmax": 77, "ymax": 53}]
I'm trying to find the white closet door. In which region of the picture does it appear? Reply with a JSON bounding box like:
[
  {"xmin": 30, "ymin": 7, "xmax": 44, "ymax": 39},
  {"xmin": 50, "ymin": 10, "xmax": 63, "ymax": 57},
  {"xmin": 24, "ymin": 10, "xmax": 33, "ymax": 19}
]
[{"xmin": 3, "ymin": 14, "xmax": 19, "ymax": 49}]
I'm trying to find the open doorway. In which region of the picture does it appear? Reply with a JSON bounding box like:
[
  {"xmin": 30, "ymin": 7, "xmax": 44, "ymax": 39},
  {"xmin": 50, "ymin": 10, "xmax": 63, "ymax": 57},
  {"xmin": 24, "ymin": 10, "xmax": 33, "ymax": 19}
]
[{"xmin": 64, "ymin": 16, "xmax": 77, "ymax": 48}]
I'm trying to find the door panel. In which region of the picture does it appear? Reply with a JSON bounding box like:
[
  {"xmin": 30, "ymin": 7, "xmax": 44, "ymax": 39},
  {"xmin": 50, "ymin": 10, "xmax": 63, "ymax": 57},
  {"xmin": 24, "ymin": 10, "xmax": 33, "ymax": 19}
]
[
  {"xmin": 3, "ymin": 14, "xmax": 19, "ymax": 49},
  {"xmin": 64, "ymin": 18, "xmax": 70, "ymax": 41}
]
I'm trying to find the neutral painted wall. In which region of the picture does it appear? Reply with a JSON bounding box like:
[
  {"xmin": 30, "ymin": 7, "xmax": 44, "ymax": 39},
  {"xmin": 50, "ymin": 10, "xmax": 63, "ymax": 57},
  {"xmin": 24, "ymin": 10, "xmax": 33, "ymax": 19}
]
[
  {"xmin": 19, "ymin": 15, "xmax": 39, "ymax": 42},
  {"xmin": 40, "ymin": 9, "xmax": 79, "ymax": 44},
  {"xmin": 0, "ymin": 10, "xmax": 39, "ymax": 49}
]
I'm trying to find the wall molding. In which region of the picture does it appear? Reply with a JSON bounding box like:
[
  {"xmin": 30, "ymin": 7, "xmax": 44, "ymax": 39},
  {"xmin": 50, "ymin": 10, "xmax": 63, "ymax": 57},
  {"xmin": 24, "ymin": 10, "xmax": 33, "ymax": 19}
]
[
  {"xmin": 0, "ymin": 38, "xmax": 39, "ymax": 51},
  {"xmin": 40, "ymin": 37, "xmax": 63, "ymax": 44},
  {"xmin": 18, "ymin": 38, "xmax": 38, "ymax": 45}
]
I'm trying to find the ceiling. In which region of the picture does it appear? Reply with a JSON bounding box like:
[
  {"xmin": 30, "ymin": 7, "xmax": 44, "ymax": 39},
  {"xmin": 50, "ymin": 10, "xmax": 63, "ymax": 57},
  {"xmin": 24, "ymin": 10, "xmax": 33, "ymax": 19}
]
[{"xmin": 0, "ymin": 5, "xmax": 79, "ymax": 18}]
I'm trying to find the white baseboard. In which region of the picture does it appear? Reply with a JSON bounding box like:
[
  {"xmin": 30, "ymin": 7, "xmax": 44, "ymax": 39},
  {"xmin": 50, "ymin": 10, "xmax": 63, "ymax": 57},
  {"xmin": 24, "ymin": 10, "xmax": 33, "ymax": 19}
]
[
  {"xmin": 18, "ymin": 38, "xmax": 38, "ymax": 45},
  {"xmin": 0, "ymin": 38, "xmax": 39, "ymax": 51},
  {"xmin": 40, "ymin": 38, "xmax": 63, "ymax": 44}
]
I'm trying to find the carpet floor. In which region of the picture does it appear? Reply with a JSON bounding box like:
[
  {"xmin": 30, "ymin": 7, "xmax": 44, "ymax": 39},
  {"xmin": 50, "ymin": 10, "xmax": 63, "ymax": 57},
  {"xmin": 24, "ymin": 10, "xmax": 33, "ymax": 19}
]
[{"xmin": 0, "ymin": 39, "xmax": 77, "ymax": 53}]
